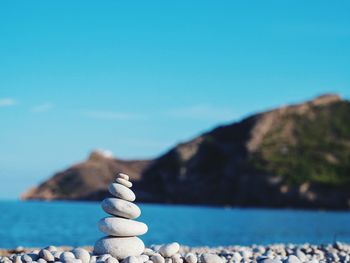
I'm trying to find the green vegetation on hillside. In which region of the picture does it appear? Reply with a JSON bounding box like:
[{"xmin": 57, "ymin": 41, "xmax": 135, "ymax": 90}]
[{"xmin": 251, "ymin": 101, "xmax": 350, "ymax": 187}]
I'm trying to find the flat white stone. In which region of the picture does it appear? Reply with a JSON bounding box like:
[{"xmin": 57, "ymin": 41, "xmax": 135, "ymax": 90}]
[
  {"xmin": 108, "ymin": 183, "xmax": 135, "ymax": 202},
  {"xmin": 102, "ymin": 198, "xmax": 141, "ymax": 219},
  {"xmin": 159, "ymin": 243, "xmax": 180, "ymax": 258},
  {"xmin": 94, "ymin": 236, "xmax": 144, "ymax": 260},
  {"xmin": 118, "ymin": 173, "xmax": 129, "ymax": 181},
  {"xmin": 99, "ymin": 217, "xmax": 148, "ymax": 237},
  {"xmin": 115, "ymin": 178, "xmax": 132, "ymax": 188}
]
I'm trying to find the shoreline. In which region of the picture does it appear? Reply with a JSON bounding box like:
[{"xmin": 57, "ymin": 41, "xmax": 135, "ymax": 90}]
[{"xmin": 3, "ymin": 199, "xmax": 350, "ymax": 212}]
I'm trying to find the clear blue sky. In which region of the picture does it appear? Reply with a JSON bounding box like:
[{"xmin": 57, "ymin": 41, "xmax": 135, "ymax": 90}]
[{"xmin": 0, "ymin": 1, "xmax": 349, "ymax": 199}]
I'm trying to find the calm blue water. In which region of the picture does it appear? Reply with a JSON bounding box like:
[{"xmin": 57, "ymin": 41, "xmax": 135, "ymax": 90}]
[{"xmin": 0, "ymin": 200, "xmax": 349, "ymax": 248}]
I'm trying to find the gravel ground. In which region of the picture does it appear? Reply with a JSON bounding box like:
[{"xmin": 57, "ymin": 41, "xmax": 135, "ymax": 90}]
[{"xmin": 1, "ymin": 242, "xmax": 349, "ymax": 263}]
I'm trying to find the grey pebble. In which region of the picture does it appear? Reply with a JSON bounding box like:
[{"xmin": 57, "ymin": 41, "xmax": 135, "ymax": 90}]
[
  {"xmin": 285, "ymin": 255, "xmax": 301, "ymax": 263},
  {"xmin": 72, "ymin": 248, "xmax": 90, "ymax": 263},
  {"xmin": 258, "ymin": 259, "xmax": 282, "ymax": 263},
  {"xmin": 171, "ymin": 254, "xmax": 182, "ymax": 263},
  {"xmin": 200, "ymin": 254, "xmax": 223, "ymax": 263},
  {"xmin": 159, "ymin": 243, "xmax": 180, "ymax": 258},
  {"xmin": 14, "ymin": 256, "xmax": 22, "ymax": 263},
  {"xmin": 150, "ymin": 254, "xmax": 165, "ymax": 263},
  {"xmin": 98, "ymin": 255, "xmax": 111, "ymax": 261},
  {"xmin": 143, "ymin": 249, "xmax": 155, "ymax": 257},
  {"xmin": 139, "ymin": 255, "xmax": 149, "ymax": 262},
  {"xmin": 296, "ymin": 250, "xmax": 307, "ymax": 262},
  {"xmin": 59, "ymin": 252, "xmax": 75, "ymax": 263},
  {"xmin": 89, "ymin": 256, "xmax": 97, "ymax": 263},
  {"xmin": 22, "ymin": 254, "xmax": 39, "ymax": 263},
  {"xmin": 106, "ymin": 258, "xmax": 119, "ymax": 263},
  {"xmin": 39, "ymin": 250, "xmax": 55, "ymax": 262},
  {"xmin": 184, "ymin": 253, "xmax": 197, "ymax": 263},
  {"xmin": 121, "ymin": 256, "xmax": 138, "ymax": 263}
]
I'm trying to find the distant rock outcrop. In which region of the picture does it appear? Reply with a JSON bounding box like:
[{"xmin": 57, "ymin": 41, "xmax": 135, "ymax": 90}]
[
  {"xmin": 22, "ymin": 94, "xmax": 350, "ymax": 209},
  {"xmin": 21, "ymin": 150, "xmax": 151, "ymax": 201}
]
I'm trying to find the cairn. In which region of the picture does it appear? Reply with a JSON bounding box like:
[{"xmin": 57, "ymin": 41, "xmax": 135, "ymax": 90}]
[{"xmin": 94, "ymin": 173, "xmax": 148, "ymax": 259}]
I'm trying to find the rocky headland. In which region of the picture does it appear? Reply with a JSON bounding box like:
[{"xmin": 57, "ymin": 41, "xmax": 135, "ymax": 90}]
[{"xmin": 22, "ymin": 94, "xmax": 350, "ymax": 209}]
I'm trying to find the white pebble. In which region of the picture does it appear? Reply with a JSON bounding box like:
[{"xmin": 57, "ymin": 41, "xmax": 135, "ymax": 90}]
[
  {"xmin": 116, "ymin": 178, "xmax": 132, "ymax": 188},
  {"xmin": 143, "ymin": 249, "xmax": 155, "ymax": 257},
  {"xmin": 39, "ymin": 250, "xmax": 54, "ymax": 262},
  {"xmin": 106, "ymin": 257, "xmax": 119, "ymax": 263},
  {"xmin": 60, "ymin": 252, "xmax": 75, "ymax": 262},
  {"xmin": 121, "ymin": 256, "xmax": 139, "ymax": 263},
  {"xmin": 118, "ymin": 173, "xmax": 129, "ymax": 181},
  {"xmin": 72, "ymin": 248, "xmax": 90, "ymax": 263},
  {"xmin": 285, "ymin": 255, "xmax": 301, "ymax": 263},
  {"xmin": 89, "ymin": 256, "xmax": 97, "ymax": 263},
  {"xmin": 184, "ymin": 253, "xmax": 197, "ymax": 263},
  {"xmin": 200, "ymin": 254, "xmax": 223, "ymax": 263},
  {"xmin": 108, "ymin": 183, "xmax": 136, "ymax": 202},
  {"xmin": 159, "ymin": 243, "xmax": 180, "ymax": 258}
]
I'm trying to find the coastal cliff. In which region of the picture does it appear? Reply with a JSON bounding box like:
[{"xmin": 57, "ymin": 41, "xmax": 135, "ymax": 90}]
[{"xmin": 22, "ymin": 94, "xmax": 350, "ymax": 209}]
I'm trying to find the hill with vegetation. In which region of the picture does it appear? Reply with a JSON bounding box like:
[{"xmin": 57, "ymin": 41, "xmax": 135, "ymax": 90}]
[{"xmin": 22, "ymin": 94, "xmax": 350, "ymax": 209}]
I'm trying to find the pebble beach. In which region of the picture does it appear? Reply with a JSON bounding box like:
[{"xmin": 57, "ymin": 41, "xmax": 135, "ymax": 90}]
[{"xmin": 1, "ymin": 242, "xmax": 350, "ymax": 263}]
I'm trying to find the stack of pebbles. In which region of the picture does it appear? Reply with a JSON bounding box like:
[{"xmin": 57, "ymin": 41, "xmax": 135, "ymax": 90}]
[{"xmin": 94, "ymin": 173, "xmax": 148, "ymax": 260}]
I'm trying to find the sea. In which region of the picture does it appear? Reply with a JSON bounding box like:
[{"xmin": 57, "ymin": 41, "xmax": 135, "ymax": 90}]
[{"xmin": 0, "ymin": 200, "xmax": 349, "ymax": 249}]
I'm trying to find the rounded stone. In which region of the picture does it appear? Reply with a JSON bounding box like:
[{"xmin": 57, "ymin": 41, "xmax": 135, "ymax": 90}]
[
  {"xmin": 199, "ymin": 254, "xmax": 223, "ymax": 263},
  {"xmin": 14, "ymin": 256, "xmax": 22, "ymax": 263},
  {"xmin": 52, "ymin": 251, "xmax": 62, "ymax": 260},
  {"xmin": 22, "ymin": 254, "xmax": 39, "ymax": 262},
  {"xmin": 143, "ymin": 248, "xmax": 155, "ymax": 257},
  {"xmin": 39, "ymin": 250, "xmax": 54, "ymax": 262},
  {"xmin": 121, "ymin": 256, "xmax": 138, "ymax": 263},
  {"xmin": 285, "ymin": 255, "xmax": 301, "ymax": 263},
  {"xmin": 150, "ymin": 254, "xmax": 164, "ymax": 263},
  {"xmin": 99, "ymin": 217, "xmax": 148, "ymax": 237},
  {"xmin": 171, "ymin": 254, "xmax": 183, "ymax": 263},
  {"xmin": 159, "ymin": 243, "xmax": 180, "ymax": 258},
  {"xmin": 106, "ymin": 257, "xmax": 119, "ymax": 263},
  {"xmin": 102, "ymin": 198, "xmax": 141, "ymax": 219},
  {"xmin": 115, "ymin": 178, "xmax": 132, "ymax": 188},
  {"xmin": 37, "ymin": 259, "xmax": 46, "ymax": 263},
  {"xmin": 118, "ymin": 173, "xmax": 129, "ymax": 181},
  {"xmin": 89, "ymin": 256, "xmax": 97, "ymax": 263},
  {"xmin": 108, "ymin": 183, "xmax": 136, "ymax": 202},
  {"xmin": 64, "ymin": 260, "xmax": 82, "ymax": 263},
  {"xmin": 72, "ymin": 248, "xmax": 90, "ymax": 263},
  {"xmin": 93, "ymin": 236, "xmax": 145, "ymax": 260},
  {"xmin": 60, "ymin": 252, "xmax": 75, "ymax": 262}
]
